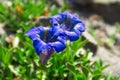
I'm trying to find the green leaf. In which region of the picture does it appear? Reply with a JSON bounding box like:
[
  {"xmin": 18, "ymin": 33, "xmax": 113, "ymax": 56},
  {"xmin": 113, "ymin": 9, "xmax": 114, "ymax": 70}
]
[
  {"xmin": 3, "ymin": 48, "xmax": 14, "ymax": 67},
  {"xmin": 66, "ymin": 62, "xmax": 78, "ymax": 74}
]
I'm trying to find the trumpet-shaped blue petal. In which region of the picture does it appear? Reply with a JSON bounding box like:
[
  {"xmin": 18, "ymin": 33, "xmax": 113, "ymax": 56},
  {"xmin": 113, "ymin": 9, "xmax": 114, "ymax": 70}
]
[
  {"xmin": 50, "ymin": 41, "xmax": 66, "ymax": 53},
  {"xmin": 33, "ymin": 38, "xmax": 46, "ymax": 55},
  {"xmin": 25, "ymin": 27, "xmax": 44, "ymax": 40},
  {"xmin": 57, "ymin": 36, "xmax": 66, "ymax": 44},
  {"xmin": 74, "ymin": 23, "xmax": 85, "ymax": 32},
  {"xmin": 73, "ymin": 29, "xmax": 82, "ymax": 35},
  {"xmin": 52, "ymin": 13, "xmax": 67, "ymax": 22},
  {"xmin": 65, "ymin": 31, "xmax": 79, "ymax": 41}
]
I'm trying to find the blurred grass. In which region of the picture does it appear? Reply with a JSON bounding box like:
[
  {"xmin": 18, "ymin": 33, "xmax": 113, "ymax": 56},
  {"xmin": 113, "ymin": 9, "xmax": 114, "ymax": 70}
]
[{"xmin": 0, "ymin": 0, "xmax": 120, "ymax": 80}]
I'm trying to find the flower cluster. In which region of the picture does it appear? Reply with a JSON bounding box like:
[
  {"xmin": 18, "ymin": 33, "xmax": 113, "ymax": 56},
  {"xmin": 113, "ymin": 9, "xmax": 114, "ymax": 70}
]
[{"xmin": 26, "ymin": 12, "xmax": 85, "ymax": 64}]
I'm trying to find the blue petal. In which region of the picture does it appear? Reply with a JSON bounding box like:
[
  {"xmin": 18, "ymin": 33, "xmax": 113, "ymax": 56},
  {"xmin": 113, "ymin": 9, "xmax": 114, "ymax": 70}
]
[
  {"xmin": 26, "ymin": 27, "xmax": 43, "ymax": 35},
  {"xmin": 25, "ymin": 28, "xmax": 38, "ymax": 40},
  {"xmin": 50, "ymin": 18, "xmax": 59, "ymax": 27},
  {"xmin": 49, "ymin": 26, "xmax": 65, "ymax": 38},
  {"xmin": 48, "ymin": 28, "xmax": 54, "ymax": 39},
  {"xmin": 33, "ymin": 38, "xmax": 46, "ymax": 55},
  {"xmin": 60, "ymin": 13, "xmax": 67, "ymax": 22},
  {"xmin": 52, "ymin": 14, "xmax": 62, "ymax": 21},
  {"xmin": 25, "ymin": 27, "xmax": 44, "ymax": 40},
  {"xmin": 57, "ymin": 36, "xmax": 66, "ymax": 44},
  {"xmin": 65, "ymin": 31, "xmax": 79, "ymax": 41},
  {"xmin": 54, "ymin": 28, "xmax": 64, "ymax": 37},
  {"xmin": 50, "ymin": 41, "xmax": 66, "ymax": 52},
  {"xmin": 28, "ymin": 34, "xmax": 38, "ymax": 40},
  {"xmin": 25, "ymin": 27, "xmax": 36, "ymax": 36},
  {"xmin": 71, "ymin": 18, "xmax": 83, "ymax": 25},
  {"xmin": 47, "ymin": 28, "xmax": 63, "ymax": 42},
  {"xmin": 74, "ymin": 23, "xmax": 85, "ymax": 32},
  {"xmin": 37, "ymin": 26, "xmax": 44, "ymax": 36},
  {"xmin": 52, "ymin": 13, "xmax": 67, "ymax": 22},
  {"xmin": 63, "ymin": 12, "xmax": 73, "ymax": 19},
  {"xmin": 73, "ymin": 29, "xmax": 81, "ymax": 35}
]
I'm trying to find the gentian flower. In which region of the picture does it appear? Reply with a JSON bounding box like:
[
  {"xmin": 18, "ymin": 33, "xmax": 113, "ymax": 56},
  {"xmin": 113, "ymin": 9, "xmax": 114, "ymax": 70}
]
[
  {"xmin": 26, "ymin": 12, "xmax": 85, "ymax": 64},
  {"xmin": 25, "ymin": 26, "xmax": 66, "ymax": 64},
  {"xmin": 50, "ymin": 12, "xmax": 85, "ymax": 41}
]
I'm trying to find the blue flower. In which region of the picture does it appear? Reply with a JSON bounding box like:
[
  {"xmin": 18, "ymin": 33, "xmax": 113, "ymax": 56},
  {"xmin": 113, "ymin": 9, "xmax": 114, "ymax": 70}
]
[
  {"xmin": 26, "ymin": 26, "xmax": 66, "ymax": 63},
  {"xmin": 25, "ymin": 12, "xmax": 85, "ymax": 64},
  {"xmin": 50, "ymin": 12, "xmax": 85, "ymax": 41}
]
